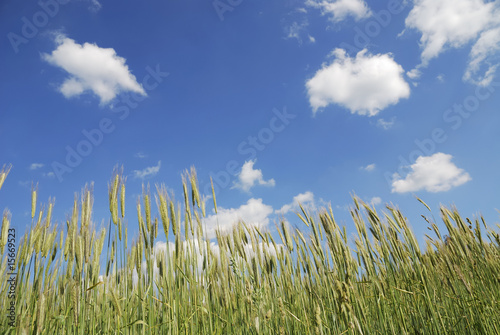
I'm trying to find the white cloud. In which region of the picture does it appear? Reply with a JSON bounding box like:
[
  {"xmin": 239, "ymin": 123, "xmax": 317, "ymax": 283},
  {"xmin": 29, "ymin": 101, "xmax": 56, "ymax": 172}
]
[
  {"xmin": 464, "ymin": 26, "xmax": 500, "ymax": 86},
  {"xmin": 284, "ymin": 19, "xmax": 315, "ymax": 45},
  {"xmin": 407, "ymin": 68, "xmax": 422, "ymax": 80},
  {"xmin": 306, "ymin": 49, "xmax": 410, "ymax": 116},
  {"xmin": 361, "ymin": 163, "xmax": 376, "ymax": 172},
  {"xmin": 285, "ymin": 21, "xmax": 309, "ymax": 44},
  {"xmin": 88, "ymin": 0, "xmax": 102, "ymax": 12},
  {"xmin": 128, "ymin": 238, "xmax": 283, "ymax": 288},
  {"xmin": 276, "ymin": 191, "xmax": 315, "ymax": 214},
  {"xmin": 377, "ymin": 118, "xmax": 395, "ymax": 130},
  {"xmin": 392, "ymin": 153, "xmax": 471, "ymax": 193},
  {"xmin": 232, "ymin": 160, "xmax": 275, "ymax": 192},
  {"xmin": 133, "ymin": 161, "xmax": 161, "ymax": 179},
  {"xmin": 29, "ymin": 163, "xmax": 44, "ymax": 170},
  {"xmin": 134, "ymin": 152, "xmax": 147, "ymax": 159},
  {"xmin": 43, "ymin": 172, "xmax": 55, "ymax": 178},
  {"xmin": 405, "ymin": 0, "xmax": 500, "ymax": 85},
  {"xmin": 18, "ymin": 180, "xmax": 30, "ymax": 188},
  {"xmin": 370, "ymin": 196, "xmax": 382, "ymax": 205},
  {"xmin": 203, "ymin": 198, "xmax": 274, "ymax": 239},
  {"xmin": 306, "ymin": 0, "xmax": 372, "ymax": 22},
  {"xmin": 43, "ymin": 35, "xmax": 146, "ymax": 105}
]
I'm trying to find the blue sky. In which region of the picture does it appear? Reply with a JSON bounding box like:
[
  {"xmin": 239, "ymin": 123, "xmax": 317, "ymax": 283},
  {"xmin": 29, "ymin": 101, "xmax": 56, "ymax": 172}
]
[{"xmin": 1, "ymin": 0, "xmax": 500, "ymax": 247}]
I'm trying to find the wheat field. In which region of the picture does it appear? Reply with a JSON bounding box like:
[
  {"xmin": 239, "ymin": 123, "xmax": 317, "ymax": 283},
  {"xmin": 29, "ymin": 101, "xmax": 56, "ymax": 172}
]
[{"xmin": 0, "ymin": 165, "xmax": 499, "ymax": 334}]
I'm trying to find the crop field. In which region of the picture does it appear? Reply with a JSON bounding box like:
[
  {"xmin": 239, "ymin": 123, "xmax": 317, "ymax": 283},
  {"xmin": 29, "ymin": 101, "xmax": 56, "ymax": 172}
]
[{"xmin": 1, "ymin": 165, "xmax": 499, "ymax": 334}]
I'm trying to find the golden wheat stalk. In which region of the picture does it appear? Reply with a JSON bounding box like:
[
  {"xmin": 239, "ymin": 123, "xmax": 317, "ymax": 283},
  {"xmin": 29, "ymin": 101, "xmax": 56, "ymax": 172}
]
[
  {"xmin": 0, "ymin": 210, "xmax": 11, "ymax": 254},
  {"xmin": 0, "ymin": 164, "xmax": 12, "ymax": 191}
]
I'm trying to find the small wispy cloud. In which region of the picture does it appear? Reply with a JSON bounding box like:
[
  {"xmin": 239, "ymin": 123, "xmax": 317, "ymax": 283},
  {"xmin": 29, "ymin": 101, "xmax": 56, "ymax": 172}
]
[
  {"xmin": 88, "ymin": 0, "xmax": 102, "ymax": 12},
  {"xmin": 30, "ymin": 163, "xmax": 44, "ymax": 170},
  {"xmin": 43, "ymin": 172, "xmax": 55, "ymax": 178},
  {"xmin": 377, "ymin": 118, "xmax": 395, "ymax": 130},
  {"xmin": 18, "ymin": 180, "xmax": 30, "ymax": 188},
  {"xmin": 133, "ymin": 161, "xmax": 161, "ymax": 179},
  {"xmin": 134, "ymin": 152, "xmax": 147, "ymax": 159},
  {"xmin": 284, "ymin": 21, "xmax": 312, "ymax": 45},
  {"xmin": 361, "ymin": 163, "xmax": 376, "ymax": 172}
]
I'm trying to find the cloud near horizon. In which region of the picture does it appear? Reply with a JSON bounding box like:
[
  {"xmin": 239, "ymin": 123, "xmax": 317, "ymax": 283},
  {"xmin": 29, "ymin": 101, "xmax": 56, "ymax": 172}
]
[
  {"xmin": 276, "ymin": 191, "xmax": 315, "ymax": 214},
  {"xmin": 203, "ymin": 198, "xmax": 274, "ymax": 239},
  {"xmin": 392, "ymin": 153, "xmax": 471, "ymax": 193}
]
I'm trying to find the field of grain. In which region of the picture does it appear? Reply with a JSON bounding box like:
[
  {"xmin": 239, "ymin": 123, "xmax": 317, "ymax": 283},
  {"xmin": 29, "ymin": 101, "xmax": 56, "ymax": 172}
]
[{"xmin": 1, "ymin": 165, "xmax": 499, "ymax": 334}]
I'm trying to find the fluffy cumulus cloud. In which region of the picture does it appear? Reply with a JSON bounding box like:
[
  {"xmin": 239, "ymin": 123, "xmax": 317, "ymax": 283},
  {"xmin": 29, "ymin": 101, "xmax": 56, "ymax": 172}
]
[
  {"xmin": 405, "ymin": 0, "xmax": 500, "ymax": 85},
  {"xmin": 306, "ymin": 0, "xmax": 372, "ymax": 22},
  {"xmin": 370, "ymin": 196, "xmax": 382, "ymax": 205},
  {"xmin": 306, "ymin": 49, "xmax": 410, "ymax": 116},
  {"xmin": 42, "ymin": 35, "xmax": 146, "ymax": 104},
  {"xmin": 392, "ymin": 153, "xmax": 471, "ymax": 193},
  {"xmin": 232, "ymin": 160, "xmax": 275, "ymax": 192},
  {"xmin": 203, "ymin": 198, "xmax": 274, "ymax": 239},
  {"xmin": 133, "ymin": 161, "xmax": 161, "ymax": 179},
  {"xmin": 276, "ymin": 191, "xmax": 315, "ymax": 214}
]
